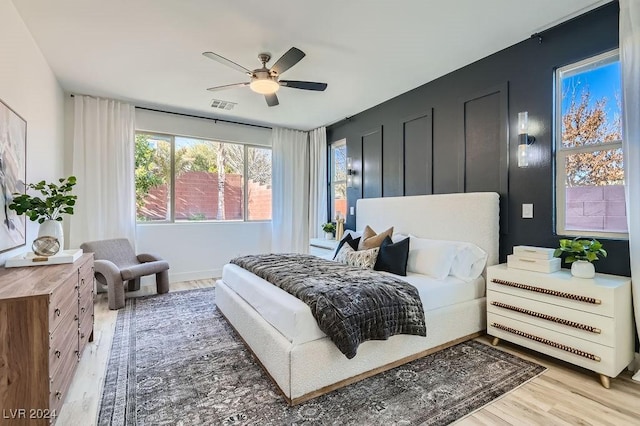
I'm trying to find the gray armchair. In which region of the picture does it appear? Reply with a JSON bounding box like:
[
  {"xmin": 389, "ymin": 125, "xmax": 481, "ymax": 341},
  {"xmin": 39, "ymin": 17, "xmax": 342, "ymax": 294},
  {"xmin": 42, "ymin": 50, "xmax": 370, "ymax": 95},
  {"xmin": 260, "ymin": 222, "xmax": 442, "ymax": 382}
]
[{"xmin": 80, "ymin": 238, "xmax": 170, "ymax": 310}]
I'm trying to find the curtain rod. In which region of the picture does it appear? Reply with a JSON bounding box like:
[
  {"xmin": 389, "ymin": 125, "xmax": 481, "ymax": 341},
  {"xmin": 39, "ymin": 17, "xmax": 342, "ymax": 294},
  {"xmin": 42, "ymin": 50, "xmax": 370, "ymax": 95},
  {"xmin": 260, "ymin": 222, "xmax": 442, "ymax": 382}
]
[{"xmin": 69, "ymin": 94, "xmax": 272, "ymax": 130}]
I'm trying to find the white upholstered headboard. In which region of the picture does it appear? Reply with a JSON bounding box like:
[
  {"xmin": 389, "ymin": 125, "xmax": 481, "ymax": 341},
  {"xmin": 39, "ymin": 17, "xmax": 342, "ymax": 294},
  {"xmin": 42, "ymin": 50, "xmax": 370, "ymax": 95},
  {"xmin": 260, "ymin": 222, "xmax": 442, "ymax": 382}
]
[{"xmin": 356, "ymin": 192, "xmax": 500, "ymax": 267}]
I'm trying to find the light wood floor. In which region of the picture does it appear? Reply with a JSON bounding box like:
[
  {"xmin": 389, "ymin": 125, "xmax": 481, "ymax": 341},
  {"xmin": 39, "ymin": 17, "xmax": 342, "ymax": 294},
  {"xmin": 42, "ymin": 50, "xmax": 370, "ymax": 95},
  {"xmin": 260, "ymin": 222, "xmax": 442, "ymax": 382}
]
[{"xmin": 58, "ymin": 280, "xmax": 640, "ymax": 426}]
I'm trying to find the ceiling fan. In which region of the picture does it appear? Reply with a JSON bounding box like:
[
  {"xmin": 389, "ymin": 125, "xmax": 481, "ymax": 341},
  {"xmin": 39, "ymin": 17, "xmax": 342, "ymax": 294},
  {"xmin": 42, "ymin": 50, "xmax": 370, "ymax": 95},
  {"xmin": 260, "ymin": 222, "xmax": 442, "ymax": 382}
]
[{"xmin": 202, "ymin": 47, "xmax": 327, "ymax": 107}]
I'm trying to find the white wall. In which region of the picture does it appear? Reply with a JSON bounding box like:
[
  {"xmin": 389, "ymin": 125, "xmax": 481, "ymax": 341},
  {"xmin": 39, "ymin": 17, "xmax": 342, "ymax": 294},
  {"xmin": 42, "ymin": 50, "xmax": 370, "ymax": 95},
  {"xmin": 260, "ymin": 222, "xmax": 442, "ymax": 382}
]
[
  {"xmin": 137, "ymin": 221, "xmax": 271, "ymax": 282},
  {"xmin": 136, "ymin": 109, "xmax": 273, "ymax": 282},
  {"xmin": 0, "ymin": 0, "xmax": 65, "ymax": 264},
  {"xmin": 63, "ymin": 97, "xmax": 273, "ymax": 282}
]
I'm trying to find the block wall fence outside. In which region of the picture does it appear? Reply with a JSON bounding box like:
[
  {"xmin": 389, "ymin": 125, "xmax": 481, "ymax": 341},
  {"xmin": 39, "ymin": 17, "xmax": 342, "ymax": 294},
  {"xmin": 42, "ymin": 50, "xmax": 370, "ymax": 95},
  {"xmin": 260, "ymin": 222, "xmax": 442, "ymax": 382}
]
[
  {"xmin": 565, "ymin": 185, "xmax": 627, "ymax": 233},
  {"xmin": 139, "ymin": 171, "xmax": 271, "ymax": 221}
]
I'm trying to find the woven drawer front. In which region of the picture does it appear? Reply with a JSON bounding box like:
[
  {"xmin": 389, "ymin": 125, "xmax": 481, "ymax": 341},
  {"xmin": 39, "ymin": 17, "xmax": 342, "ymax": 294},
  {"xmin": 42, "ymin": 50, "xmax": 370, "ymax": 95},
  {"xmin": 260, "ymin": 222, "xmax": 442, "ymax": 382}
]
[
  {"xmin": 487, "ymin": 312, "xmax": 617, "ymax": 376},
  {"xmin": 487, "ymin": 272, "xmax": 613, "ymax": 317},
  {"xmin": 487, "ymin": 292, "xmax": 615, "ymax": 347}
]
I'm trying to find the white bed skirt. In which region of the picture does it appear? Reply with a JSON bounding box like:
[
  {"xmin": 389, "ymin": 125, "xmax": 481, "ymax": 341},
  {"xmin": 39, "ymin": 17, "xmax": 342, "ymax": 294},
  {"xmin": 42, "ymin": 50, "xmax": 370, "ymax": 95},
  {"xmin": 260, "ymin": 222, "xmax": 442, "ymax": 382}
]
[{"xmin": 216, "ymin": 280, "xmax": 486, "ymax": 404}]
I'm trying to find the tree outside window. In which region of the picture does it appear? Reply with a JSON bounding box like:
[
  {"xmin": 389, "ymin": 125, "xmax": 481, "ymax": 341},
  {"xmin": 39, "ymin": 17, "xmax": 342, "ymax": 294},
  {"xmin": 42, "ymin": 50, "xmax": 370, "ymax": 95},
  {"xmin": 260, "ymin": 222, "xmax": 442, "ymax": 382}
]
[
  {"xmin": 556, "ymin": 50, "xmax": 627, "ymax": 237},
  {"xmin": 134, "ymin": 132, "xmax": 271, "ymax": 223}
]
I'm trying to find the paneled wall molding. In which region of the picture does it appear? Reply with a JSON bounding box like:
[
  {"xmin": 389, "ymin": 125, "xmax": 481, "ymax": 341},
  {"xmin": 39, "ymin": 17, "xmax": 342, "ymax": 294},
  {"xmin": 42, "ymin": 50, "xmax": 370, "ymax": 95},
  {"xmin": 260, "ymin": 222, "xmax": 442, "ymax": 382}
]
[
  {"xmin": 328, "ymin": 3, "xmax": 630, "ymax": 274},
  {"xmin": 361, "ymin": 126, "xmax": 383, "ymax": 199},
  {"xmin": 402, "ymin": 110, "xmax": 434, "ymax": 196},
  {"xmin": 461, "ymin": 82, "xmax": 510, "ymax": 234}
]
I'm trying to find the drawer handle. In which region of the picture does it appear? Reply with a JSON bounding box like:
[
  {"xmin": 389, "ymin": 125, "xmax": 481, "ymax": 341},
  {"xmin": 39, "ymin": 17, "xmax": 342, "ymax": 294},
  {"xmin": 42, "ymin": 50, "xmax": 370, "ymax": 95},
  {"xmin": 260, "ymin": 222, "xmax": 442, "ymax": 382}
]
[
  {"xmin": 81, "ymin": 307, "xmax": 86, "ymax": 314},
  {"xmin": 55, "ymin": 391, "xmax": 62, "ymax": 400},
  {"xmin": 490, "ymin": 302, "xmax": 601, "ymax": 334},
  {"xmin": 491, "ymin": 322, "xmax": 601, "ymax": 361},
  {"xmin": 491, "ymin": 278, "xmax": 602, "ymax": 305},
  {"xmin": 54, "ymin": 308, "xmax": 61, "ymax": 317},
  {"xmin": 55, "ymin": 350, "xmax": 61, "ymax": 358},
  {"xmin": 81, "ymin": 278, "xmax": 85, "ymax": 286},
  {"xmin": 80, "ymin": 333, "xmax": 85, "ymax": 339}
]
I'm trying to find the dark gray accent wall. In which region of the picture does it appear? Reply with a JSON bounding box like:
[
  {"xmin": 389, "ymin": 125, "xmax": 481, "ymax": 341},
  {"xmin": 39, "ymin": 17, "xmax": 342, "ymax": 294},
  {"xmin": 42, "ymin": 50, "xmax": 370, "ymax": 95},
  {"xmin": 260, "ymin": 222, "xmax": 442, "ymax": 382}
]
[
  {"xmin": 327, "ymin": 2, "xmax": 629, "ymax": 276},
  {"xmin": 403, "ymin": 111, "xmax": 433, "ymax": 196},
  {"xmin": 361, "ymin": 127, "xmax": 383, "ymax": 198}
]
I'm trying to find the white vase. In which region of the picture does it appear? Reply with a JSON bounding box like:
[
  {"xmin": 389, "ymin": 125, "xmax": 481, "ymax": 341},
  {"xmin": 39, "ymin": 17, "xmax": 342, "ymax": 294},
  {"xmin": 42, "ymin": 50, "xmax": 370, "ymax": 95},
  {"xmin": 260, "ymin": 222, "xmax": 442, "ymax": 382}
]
[
  {"xmin": 38, "ymin": 220, "xmax": 64, "ymax": 251},
  {"xmin": 325, "ymin": 232, "xmax": 334, "ymax": 240},
  {"xmin": 571, "ymin": 260, "xmax": 595, "ymax": 279}
]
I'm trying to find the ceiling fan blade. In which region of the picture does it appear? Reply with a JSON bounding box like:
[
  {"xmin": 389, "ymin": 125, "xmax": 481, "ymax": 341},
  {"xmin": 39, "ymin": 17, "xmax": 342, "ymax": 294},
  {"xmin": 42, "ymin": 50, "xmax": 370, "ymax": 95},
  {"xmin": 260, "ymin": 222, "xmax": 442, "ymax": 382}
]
[
  {"xmin": 203, "ymin": 52, "xmax": 252, "ymax": 75},
  {"xmin": 270, "ymin": 47, "xmax": 305, "ymax": 75},
  {"xmin": 265, "ymin": 93, "xmax": 279, "ymax": 107},
  {"xmin": 279, "ymin": 80, "xmax": 328, "ymax": 91},
  {"xmin": 206, "ymin": 82, "xmax": 249, "ymax": 92}
]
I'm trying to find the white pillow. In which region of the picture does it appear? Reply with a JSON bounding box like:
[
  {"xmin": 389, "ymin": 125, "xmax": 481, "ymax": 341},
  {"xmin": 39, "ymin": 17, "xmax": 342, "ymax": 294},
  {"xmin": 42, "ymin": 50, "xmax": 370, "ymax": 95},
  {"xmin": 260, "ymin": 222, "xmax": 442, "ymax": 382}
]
[
  {"xmin": 407, "ymin": 235, "xmax": 457, "ymax": 280},
  {"xmin": 450, "ymin": 242, "xmax": 487, "ymax": 281},
  {"xmin": 392, "ymin": 233, "xmax": 408, "ymax": 243}
]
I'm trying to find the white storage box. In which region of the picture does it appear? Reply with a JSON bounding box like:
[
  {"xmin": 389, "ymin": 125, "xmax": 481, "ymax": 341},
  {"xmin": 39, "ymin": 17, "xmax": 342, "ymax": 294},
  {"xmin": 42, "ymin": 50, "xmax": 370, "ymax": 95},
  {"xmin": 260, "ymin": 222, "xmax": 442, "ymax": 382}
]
[
  {"xmin": 513, "ymin": 245, "xmax": 556, "ymax": 260},
  {"xmin": 507, "ymin": 254, "xmax": 561, "ymax": 273}
]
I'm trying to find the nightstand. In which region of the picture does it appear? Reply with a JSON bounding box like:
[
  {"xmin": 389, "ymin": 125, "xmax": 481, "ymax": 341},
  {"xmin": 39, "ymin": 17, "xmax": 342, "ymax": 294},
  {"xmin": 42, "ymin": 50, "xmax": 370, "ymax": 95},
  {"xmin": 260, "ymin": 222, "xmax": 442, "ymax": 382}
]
[
  {"xmin": 486, "ymin": 264, "xmax": 633, "ymax": 388},
  {"xmin": 309, "ymin": 238, "xmax": 338, "ymax": 257}
]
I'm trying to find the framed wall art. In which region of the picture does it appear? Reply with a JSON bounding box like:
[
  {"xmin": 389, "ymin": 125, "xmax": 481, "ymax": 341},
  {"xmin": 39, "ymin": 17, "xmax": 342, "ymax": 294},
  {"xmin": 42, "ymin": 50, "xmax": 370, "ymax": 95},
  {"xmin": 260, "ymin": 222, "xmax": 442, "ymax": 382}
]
[{"xmin": 0, "ymin": 98, "xmax": 26, "ymax": 253}]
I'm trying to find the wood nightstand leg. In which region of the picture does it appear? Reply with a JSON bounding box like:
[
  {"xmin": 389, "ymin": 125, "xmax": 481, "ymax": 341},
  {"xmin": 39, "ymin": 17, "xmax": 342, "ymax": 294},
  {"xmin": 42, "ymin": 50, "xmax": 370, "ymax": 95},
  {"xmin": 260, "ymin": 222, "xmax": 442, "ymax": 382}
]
[
  {"xmin": 491, "ymin": 337, "xmax": 500, "ymax": 346},
  {"xmin": 599, "ymin": 374, "xmax": 610, "ymax": 389}
]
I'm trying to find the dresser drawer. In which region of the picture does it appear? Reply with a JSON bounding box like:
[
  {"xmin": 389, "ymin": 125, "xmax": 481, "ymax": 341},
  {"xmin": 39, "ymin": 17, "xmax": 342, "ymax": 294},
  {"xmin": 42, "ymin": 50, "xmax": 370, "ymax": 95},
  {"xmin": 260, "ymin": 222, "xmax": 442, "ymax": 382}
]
[
  {"xmin": 487, "ymin": 270, "xmax": 614, "ymax": 317},
  {"xmin": 49, "ymin": 333, "xmax": 78, "ymax": 415},
  {"xmin": 49, "ymin": 313, "xmax": 78, "ymax": 375},
  {"xmin": 487, "ymin": 312, "xmax": 620, "ymax": 376},
  {"xmin": 49, "ymin": 275, "xmax": 78, "ymax": 332},
  {"xmin": 78, "ymin": 317, "xmax": 93, "ymax": 354},
  {"xmin": 487, "ymin": 291, "xmax": 615, "ymax": 347},
  {"xmin": 79, "ymin": 262, "xmax": 93, "ymax": 293}
]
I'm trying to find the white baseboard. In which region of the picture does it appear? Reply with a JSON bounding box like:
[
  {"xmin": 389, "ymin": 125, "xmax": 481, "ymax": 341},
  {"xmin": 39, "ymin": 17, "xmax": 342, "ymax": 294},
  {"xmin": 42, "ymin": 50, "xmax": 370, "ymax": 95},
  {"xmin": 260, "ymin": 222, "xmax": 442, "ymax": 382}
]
[
  {"xmin": 169, "ymin": 269, "xmax": 221, "ymax": 283},
  {"xmin": 137, "ymin": 269, "xmax": 220, "ymax": 286}
]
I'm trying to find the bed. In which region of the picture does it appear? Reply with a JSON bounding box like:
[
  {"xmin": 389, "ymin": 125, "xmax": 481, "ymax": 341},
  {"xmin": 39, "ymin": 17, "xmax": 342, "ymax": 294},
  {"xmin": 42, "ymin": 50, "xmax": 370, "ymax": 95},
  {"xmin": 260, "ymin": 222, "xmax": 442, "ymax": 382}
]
[{"xmin": 215, "ymin": 192, "xmax": 499, "ymax": 405}]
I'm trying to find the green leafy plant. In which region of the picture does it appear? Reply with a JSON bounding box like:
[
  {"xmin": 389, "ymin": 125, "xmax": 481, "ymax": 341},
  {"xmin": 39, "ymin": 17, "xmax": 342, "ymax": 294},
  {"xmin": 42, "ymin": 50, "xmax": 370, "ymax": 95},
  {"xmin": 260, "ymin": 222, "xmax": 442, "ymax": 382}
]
[
  {"xmin": 553, "ymin": 238, "xmax": 607, "ymax": 263},
  {"xmin": 321, "ymin": 222, "xmax": 336, "ymax": 234},
  {"xmin": 8, "ymin": 176, "xmax": 77, "ymax": 223}
]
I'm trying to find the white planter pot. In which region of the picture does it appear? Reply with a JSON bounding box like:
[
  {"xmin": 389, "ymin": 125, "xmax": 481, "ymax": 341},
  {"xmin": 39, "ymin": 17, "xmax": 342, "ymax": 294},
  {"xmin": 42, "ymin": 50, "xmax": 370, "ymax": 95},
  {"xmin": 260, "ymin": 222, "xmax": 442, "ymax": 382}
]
[
  {"xmin": 38, "ymin": 220, "xmax": 64, "ymax": 251},
  {"xmin": 324, "ymin": 232, "xmax": 334, "ymax": 240},
  {"xmin": 571, "ymin": 260, "xmax": 595, "ymax": 279}
]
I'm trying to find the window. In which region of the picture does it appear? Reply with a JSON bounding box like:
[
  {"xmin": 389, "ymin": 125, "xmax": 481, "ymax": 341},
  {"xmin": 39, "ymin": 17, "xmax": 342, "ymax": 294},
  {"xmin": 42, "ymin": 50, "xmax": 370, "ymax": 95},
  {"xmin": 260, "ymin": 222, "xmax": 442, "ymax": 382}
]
[
  {"xmin": 330, "ymin": 139, "xmax": 347, "ymax": 220},
  {"xmin": 135, "ymin": 132, "xmax": 272, "ymax": 222},
  {"xmin": 555, "ymin": 50, "xmax": 626, "ymax": 238}
]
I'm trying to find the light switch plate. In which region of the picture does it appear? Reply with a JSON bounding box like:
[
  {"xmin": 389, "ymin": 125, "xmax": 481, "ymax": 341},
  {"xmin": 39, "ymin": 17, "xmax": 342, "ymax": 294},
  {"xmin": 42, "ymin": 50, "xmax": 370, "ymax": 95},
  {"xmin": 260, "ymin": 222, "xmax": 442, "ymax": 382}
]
[
  {"xmin": 349, "ymin": 206, "xmax": 355, "ymax": 215},
  {"xmin": 522, "ymin": 203, "xmax": 534, "ymax": 219}
]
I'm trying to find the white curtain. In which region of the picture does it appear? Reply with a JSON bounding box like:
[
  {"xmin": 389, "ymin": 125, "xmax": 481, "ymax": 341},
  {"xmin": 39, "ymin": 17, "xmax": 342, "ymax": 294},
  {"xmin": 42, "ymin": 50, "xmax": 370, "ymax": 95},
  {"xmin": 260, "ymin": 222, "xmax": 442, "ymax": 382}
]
[
  {"xmin": 69, "ymin": 96, "xmax": 136, "ymax": 248},
  {"xmin": 271, "ymin": 127, "xmax": 309, "ymax": 253},
  {"xmin": 620, "ymin": 0, "xmax": 640, "ymax": 381},
  {"xmin": 308, "ymin": 126, "xmax": 328, "ymax": 239}
]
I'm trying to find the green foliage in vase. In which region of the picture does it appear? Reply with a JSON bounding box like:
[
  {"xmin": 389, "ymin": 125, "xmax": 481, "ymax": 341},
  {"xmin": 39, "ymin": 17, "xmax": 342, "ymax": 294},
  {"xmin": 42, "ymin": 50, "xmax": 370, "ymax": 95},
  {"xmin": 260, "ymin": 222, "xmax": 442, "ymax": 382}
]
[
  {"xmin": 8, "ymin": 176, "xmax": 77, "ymax": 223},
  {"xmin": 553, "ymin": 238, "xmax": 607, "ymax": 263},
  {"xmin": 322, "ymin": 222, "xmax": 336, "ymax": 233}
]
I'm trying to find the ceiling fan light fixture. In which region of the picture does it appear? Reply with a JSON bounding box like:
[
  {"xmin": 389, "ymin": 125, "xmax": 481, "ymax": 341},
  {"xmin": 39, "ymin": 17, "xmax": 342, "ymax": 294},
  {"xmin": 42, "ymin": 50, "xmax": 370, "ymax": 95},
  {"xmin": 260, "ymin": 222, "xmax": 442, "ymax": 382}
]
[{"xmin": 249, "ymin": 78, "xmax": 280, "ymax": 95}]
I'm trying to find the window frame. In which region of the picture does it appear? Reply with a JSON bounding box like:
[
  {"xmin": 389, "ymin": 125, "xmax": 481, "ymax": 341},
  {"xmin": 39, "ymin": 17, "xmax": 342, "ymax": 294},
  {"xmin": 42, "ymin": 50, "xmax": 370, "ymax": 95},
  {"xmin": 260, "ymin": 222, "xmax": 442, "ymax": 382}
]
[
  {"xmin": 135, "ymin": 131, "xmax": 272, "ymax": 224},
  {"xmin": 329, "ymin": 139, "xmax": 347, "ymax": 221},
  {"xmin": 554, "ymin": 49, "xmax": 627, "ymax": 239}
]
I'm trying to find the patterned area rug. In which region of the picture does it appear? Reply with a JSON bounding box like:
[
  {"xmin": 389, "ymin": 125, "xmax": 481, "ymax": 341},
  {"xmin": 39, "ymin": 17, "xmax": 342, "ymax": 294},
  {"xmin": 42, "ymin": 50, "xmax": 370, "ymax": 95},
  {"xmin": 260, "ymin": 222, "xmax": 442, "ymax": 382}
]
[{"xmin": 98, "ymin": 288, "xmax": 545, "ymax": 425}]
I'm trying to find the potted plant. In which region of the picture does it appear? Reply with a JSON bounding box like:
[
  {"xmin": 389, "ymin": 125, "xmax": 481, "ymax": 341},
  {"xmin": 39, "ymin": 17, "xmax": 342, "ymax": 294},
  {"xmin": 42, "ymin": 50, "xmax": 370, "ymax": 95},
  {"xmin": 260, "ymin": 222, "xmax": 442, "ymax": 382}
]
[
  {"xmin": 553, "ymin": 237, "xmax": 607, "ymax": 278},
  {"xmin": 321, "ymin": 222, "xmax": 336, "ymax": 240},
  {"xmin": 8, "ymin": 176, "xmax": 77, "ymax": 252}
]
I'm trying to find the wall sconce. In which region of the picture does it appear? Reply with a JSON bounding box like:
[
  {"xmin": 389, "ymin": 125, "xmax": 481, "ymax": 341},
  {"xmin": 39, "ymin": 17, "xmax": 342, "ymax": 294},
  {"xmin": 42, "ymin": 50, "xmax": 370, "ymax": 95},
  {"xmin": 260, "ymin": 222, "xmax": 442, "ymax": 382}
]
[
  {"xmin": 346, "ymin": 157, "xmax": 355, "ymax": 188},
  {"xmin": 517, "ymin": 111, "xmax": 535, "ymax": 168}
]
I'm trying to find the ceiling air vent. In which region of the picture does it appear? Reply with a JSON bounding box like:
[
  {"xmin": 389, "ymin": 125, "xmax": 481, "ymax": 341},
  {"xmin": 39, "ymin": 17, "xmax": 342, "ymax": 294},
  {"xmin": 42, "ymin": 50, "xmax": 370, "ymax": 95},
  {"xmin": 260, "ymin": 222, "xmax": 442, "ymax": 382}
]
[{"xmin": 210, "ymin": 99, "xmax": 237, "ymax": 110}]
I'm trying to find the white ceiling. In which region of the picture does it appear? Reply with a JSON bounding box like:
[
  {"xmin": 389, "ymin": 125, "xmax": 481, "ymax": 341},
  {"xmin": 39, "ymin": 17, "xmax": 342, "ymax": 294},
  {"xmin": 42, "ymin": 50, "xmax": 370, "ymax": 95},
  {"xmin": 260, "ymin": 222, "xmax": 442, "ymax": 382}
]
[{"xmin": 13, "ymin": 0, "xmax": 611, "ymax": 131}]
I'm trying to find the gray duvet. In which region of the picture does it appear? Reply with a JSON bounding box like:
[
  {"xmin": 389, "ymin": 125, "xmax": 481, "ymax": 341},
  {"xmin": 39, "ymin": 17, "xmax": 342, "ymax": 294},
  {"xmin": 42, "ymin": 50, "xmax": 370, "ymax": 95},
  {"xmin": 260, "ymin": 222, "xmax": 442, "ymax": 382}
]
[{"xmin": 230, "ymin": 253, "xmax": 426, "ymax": 359}]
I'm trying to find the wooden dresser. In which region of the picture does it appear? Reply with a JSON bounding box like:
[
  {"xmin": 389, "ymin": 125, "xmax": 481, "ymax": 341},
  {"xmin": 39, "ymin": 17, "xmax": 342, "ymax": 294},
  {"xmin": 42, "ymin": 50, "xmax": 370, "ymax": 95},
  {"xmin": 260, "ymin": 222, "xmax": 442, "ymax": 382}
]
[
  {"xmin": 487, "ymin": 264, "xmax": 633, "ymax": 388},
  {"xmin": 0, "ymin": 253, "xmax": 94, "ymax": 425}
]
